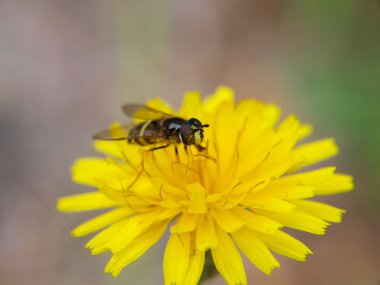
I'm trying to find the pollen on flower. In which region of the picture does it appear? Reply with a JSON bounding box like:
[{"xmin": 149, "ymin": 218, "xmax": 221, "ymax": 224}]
[{"xmin": 57, "ymin": 86, "xmax": 353, "ymax": 285}]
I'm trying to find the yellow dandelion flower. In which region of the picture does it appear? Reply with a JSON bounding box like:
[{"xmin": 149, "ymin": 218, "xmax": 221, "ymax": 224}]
[{"xmin": 58, "ymin": 87, "xmax": 354, "ymax": 285}]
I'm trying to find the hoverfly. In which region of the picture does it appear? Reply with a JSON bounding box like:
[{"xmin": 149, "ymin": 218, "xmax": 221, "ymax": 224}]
[{"xmin": 93, "ymin": 104, "xmax": 209, "ymax": 152}]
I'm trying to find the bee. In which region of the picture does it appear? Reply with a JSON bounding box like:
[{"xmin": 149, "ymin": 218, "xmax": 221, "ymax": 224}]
[{"xmin": 93, "ymin": 104, "xmax": 209, "ymax": 152}]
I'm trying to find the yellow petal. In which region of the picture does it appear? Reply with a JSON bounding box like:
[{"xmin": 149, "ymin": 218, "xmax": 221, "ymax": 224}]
[
  {"xmin": 280, "ymin": 167, "xmax": 353, "ymax": 195},
  {"xmin": 105, "ymin": 220, "xmax": 169, "ymax": 277},
  {"xmin": 232, "ymin": 228, "xmax": 280, "ymax": 275},
  {"xmin": 94, "ymin": 139, "xmax": 142, "ymax": 167},
  {"xmin": 290, "ymin": 138, "xmax": 339, "ymax": 171},
  {"xmin": 187, "ymin": 184, "xmax": 207, "ymax": 214},
  {"xmin": 108, "ymin": 218, "xmax": 154, "ymax": 254},
  {"xmin": 93, "ymin": 140, "xmax": 122, "ymax": 158},
  {"xmin": 108, "ymin": 209, "xmax": 167, "ymax": 253},
  {"xmin": 71, "ymin": 157, "xmax": 137, "ymax": 197},
  {"xmin": 235, "ymin": 103, "xmax": 280, "ymax": 167},
  {"xmin": 144, "ymin": 150, "xmax": 188, "ymax": 188},
  {"xmin": 170, "ymin": 213, "xmax": 198, "ymax": 234},
  {"xmin": 245, "ymin": 197, "xmax": 295, "ymax": 214},
  {"xmin": 71, "ymin": 158, "xmax": 116, "ymax": 186},
  {"xmin": 212, "ymin": 101, "xmax": 240, "ymax": 178},
  {"xmin": 314, "ymin": 174, "xmax": 354, "ymax": 195},
  {"xmin": 71, "ymin": 207, "xmax": 133, "ymax": 237},
  {"xmin": 275, "ymin": 115, "xmax": 301, "ymax": 155},
  {"xmin": 178, "ymin": 91, "xmax": 202, "ymax": 118},
  {"xmin": 151, "ymin": 177, "xmax": 186, "ymax": 201},
  {"xmin": 164, "ymin": 232, "xmax": 191, "ymax": 285},
  {"xmin": 183, "ymin": 249, "xmax": 205, "ymax": 285},
  {"xmin": 155, "ymin": 207, "xmax": 182, "ymax": 221},
  {"xmin": 254, "ymin": 183, "xmax": 314, "ymax": 201},
  {"xmin": 256, "ymin": 209, "xmax": 329, "ymax": 235},
  {"xmin": 212, "ymin": 209, "xmax": 245, "ymax": 233},
  {"xmin": 57, "ymin": 192, "xmax": 119, "ymax": 212},
  {"xmin": 195, "ymin": 217, "xmax": 217, "ymax": 251},
  {"xmin": 280, "ymin": 167, "xmax": 336, "ymax": 185},
  {"xmin": 203, "ymin": 86, "xmax": 234, "ymax": 113},
  {"xmin": 293, "ymin": 200, "xmax": 345, "ymax": 223},
  {"xmin": 262, "ymin": 104, "xmax": 282, "ymax": 127},
  {"xmin": 242, "ymin": 157, "xmax": 294, "ymax": 189},
  {"xmin": 231, "ymin": 208, "xmax": 282, "ymax": 234},
  {"xmin": 211, "ymin": 226, "xmax": 247, "ymax": 285},
  {"xmin": 257, "ymin": 230, "xmax": 312, "ymax": 261},
  {"xmin": 236, "ymin": 100, "xmax": 280, "ymax": 131},
  {"xmin": 298, "ymin": 124, "xmax": 313, "ymax": 141},
  {"xmin": 85, "ymin": 219, "xmax": 128, "ymax": 255},
  {"xmin": 147, "ymin": 98, "xmax": 174, "ymax": 114}
]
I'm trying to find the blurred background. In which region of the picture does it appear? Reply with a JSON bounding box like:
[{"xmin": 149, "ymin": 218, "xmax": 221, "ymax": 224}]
[{"xmin": 0, "ymin": 1, "xmax": 379, "ymax": 284}]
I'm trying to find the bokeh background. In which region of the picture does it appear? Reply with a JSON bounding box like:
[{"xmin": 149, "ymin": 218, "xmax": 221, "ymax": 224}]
[{"xmin": 1, "ymin": 1, "xmax": 379, "ymax": 284}]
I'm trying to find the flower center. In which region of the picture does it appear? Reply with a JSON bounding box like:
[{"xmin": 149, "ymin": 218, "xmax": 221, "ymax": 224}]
[{"xmin": 187, "ymin": 183, "xmax": 207, "ymax": 214}]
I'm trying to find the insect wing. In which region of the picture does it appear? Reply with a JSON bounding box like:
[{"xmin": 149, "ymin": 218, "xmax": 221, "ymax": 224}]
[
  {"xmin": 92, "ymin": 124, "xmax": 132, "ymax": 140},
  {"xmin": 122, "ymin": 104, "xmax": 173, "ymax": 120}
]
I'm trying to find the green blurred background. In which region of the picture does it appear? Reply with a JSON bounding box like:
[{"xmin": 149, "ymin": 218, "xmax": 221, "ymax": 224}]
[{"xmin": 0, "ymin": 1, "xmax": 379, "ymax": 284}]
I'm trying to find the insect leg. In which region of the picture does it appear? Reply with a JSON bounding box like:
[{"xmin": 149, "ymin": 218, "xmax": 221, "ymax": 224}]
[
  {"xmin": 174, "ymin": 145, "xmax": 180, "ymax": 161},
  {"xmin": 183, "ymin": 145, "xmax": 189, "ymax": 156},
  {"xmin": 148, "ymin": 144, "xmax": 170, "ymax": 151},
  {"xmin": 196, "ymin": 144, "xmax": 207, "ymax": 152},
  {"xmin": 196, "ymin": 139, "xmax": 209, "ymax": 152}
]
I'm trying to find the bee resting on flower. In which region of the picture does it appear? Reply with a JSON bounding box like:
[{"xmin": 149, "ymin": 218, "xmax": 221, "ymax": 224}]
[{"xmin": 58, "ymin": 87, "xmax": 353, "ymax": 285}]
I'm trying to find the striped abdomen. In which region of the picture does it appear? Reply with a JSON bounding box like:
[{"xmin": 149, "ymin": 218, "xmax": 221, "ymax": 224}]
[{"xmin": 127, "ymin": 118, "xmax": 184, "ymax": 146}]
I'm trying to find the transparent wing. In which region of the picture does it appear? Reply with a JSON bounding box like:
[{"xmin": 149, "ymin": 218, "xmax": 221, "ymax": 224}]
[
  {"xmin": 92, "ymin": 124, "xmax": 132, "ymax": 140},
  {"xmin": 122, "ymin": 104, "xmax": 173, "ymax": 120},
  {"xmin": 93, "ymin": 122, "xmax": 169, "ymax": 143}
]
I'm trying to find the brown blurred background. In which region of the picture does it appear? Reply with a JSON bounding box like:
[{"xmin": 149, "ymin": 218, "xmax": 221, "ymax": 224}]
[{"xmin": 0, "ymin": 1, "xmax": 379, "ymax": 284}]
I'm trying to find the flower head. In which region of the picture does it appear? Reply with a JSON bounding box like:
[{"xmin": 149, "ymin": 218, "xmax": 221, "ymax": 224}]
[{"xmin": 58, "ymin": 87, "xmax": 353, "ymax": 284}]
